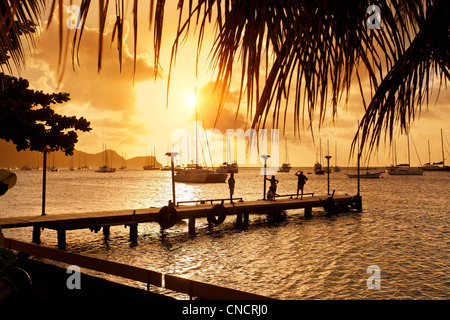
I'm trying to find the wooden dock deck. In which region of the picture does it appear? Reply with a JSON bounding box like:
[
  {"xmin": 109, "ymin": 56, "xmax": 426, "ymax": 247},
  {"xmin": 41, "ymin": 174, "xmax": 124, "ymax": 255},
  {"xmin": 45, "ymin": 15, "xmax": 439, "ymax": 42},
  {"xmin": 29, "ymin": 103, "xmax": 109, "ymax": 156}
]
[{"xmin": 0, "ymin": 193, "xmax": 361, "ymax": 250}]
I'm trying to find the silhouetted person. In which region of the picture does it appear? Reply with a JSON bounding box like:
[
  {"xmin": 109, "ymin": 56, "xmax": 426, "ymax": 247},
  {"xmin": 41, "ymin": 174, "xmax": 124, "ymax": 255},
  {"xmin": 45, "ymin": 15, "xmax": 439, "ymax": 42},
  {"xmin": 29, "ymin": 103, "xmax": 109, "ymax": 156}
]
[
  {"xmin": 266, "ymin": 175, "xmax": 279, "ymax": 201},
  {"xmin": 228, "ymin": 173, "xmax": 235, "ymax": 203},
  {"xmin": 295, "ymin": 170, "xmax": 308, "ymax": 199}
]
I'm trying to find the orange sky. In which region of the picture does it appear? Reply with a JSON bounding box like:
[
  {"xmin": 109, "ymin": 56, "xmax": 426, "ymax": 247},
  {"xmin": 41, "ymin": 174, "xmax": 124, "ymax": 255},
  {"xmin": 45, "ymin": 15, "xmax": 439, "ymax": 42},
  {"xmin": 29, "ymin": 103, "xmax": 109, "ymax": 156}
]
[{"xmin": 18, "ymin": 1, "xmax": 450, "ymax": 167}]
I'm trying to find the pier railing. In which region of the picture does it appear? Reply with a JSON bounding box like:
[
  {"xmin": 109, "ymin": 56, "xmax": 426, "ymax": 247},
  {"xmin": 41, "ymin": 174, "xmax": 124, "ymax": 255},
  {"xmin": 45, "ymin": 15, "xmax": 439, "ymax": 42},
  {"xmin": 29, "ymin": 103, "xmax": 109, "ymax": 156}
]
[
  {"xmin": 176, "ymin": 197, "xmax": 243, "ymax": 206},
  {"xmin": 4, "ymin": 238, "xmax": 273, "ymax": 300}
]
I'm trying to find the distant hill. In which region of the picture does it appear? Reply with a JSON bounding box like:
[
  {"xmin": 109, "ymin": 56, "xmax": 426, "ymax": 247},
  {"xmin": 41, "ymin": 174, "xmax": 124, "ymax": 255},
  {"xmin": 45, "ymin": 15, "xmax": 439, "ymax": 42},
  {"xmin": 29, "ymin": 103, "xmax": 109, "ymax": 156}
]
[{"xmin": 0, "ymin": 139, "xmax": 161, "ymax": 169}]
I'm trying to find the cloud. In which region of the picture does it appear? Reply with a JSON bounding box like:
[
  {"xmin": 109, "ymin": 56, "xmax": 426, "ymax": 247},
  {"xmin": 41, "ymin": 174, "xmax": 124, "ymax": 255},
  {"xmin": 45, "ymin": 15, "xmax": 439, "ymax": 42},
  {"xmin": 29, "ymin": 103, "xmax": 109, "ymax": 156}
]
[{"xmin": 197, "ymin": 81, "xmax": 251, "ymax": 131}]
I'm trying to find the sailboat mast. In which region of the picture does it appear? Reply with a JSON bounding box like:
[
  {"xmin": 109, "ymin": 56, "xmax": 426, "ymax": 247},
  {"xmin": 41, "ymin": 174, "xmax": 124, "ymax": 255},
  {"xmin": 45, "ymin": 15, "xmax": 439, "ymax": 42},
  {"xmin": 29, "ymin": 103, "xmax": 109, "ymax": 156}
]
[
  {"xmin": 441, "ymin": 129, "xmax": 445, "ymax": 166},
  {"xmin": 428, "ymin": 140, "xmax": 431, "ymax": 164},
  {"xmin": 335, "ymin": 141, "xmax": 338, "ymax": 167},
  {"xmin": 320, "ymin": 138, "xmax": 322, "ymax": 165},
  {"xmin": 195, "ymin": 87, "xmax": 198, "ymax": 166},
  {"xmin": 407, "ymin": 132, "xmax": 411, "ymax": 168},
  {"xmin": 285, "ymin": 137, "xmax": 288, "ymax": 164}
]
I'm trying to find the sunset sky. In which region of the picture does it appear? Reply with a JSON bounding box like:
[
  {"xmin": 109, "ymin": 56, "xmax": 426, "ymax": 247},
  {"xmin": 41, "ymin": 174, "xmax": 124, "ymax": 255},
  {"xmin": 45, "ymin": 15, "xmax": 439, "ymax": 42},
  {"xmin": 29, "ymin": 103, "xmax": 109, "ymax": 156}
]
[{"xmin": 19, "ymin": 1, "xmax": 450, "ymax": 167}]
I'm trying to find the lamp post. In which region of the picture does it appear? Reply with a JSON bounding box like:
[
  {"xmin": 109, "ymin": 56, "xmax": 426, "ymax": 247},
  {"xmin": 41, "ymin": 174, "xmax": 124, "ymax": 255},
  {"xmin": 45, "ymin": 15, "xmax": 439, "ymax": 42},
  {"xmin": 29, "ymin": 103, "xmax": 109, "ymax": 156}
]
[
  {"xmin": 166, "ymin": 152, "xmax": 179, "ymax": 206},
  {"xmin": 41, "ymin": 147, "xmax": 51, "ymax": 216},
  {"xmin": 325, "ymin": 155, "xmax": 332, "ymax": 195},
  {"xmin": 261, "ymin": 155, "xmax": 270, "ymax": 200}
]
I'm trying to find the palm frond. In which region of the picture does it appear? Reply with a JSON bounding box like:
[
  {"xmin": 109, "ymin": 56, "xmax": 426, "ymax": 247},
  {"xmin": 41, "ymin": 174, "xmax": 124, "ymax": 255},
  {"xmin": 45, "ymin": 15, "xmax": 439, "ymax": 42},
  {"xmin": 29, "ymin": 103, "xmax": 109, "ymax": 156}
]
[{"xmin": 1, "ymin": 0, "xmax": 448, "ymax": 156}]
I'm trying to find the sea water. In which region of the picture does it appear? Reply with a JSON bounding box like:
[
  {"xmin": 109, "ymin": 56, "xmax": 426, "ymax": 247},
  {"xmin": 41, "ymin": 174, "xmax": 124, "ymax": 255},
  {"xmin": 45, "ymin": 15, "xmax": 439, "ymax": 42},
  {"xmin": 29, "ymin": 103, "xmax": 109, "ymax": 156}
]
[{"xmin": 1, "ymin": 168, "xmax": 449, "ymax": 299}]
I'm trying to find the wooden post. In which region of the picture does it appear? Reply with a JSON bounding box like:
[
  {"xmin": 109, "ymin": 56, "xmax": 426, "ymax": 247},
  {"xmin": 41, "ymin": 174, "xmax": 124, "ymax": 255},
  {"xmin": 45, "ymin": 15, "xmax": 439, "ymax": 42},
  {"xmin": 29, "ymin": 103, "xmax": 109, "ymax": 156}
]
[
  {"xmin": 188, "ymin": 217, "xmax": 196, "ymax": 235},
  {"xmin": 32, "ymin": 226, "xmax": 41, "ymax": 244},
  {"xmin": 236, "ymin": 212, "xmax": 243, "ymax": 226},
  {"xmin": 243, "ymin": 213, "xmax": 249, "ymax": 226},
  {"xmin": 304, "ymin": 207, "xmax": 312, "ymax": 219},
  {"xmin": 57, "ymin": 229, "xmax": 66, "ymax": 250},
  {"xmin": 129, "ymin": 223, "xmax": 138, "ymax": 242},
  {"xmin": 103, "ymin": 226, "xmax": 110, "ymax": 238}
]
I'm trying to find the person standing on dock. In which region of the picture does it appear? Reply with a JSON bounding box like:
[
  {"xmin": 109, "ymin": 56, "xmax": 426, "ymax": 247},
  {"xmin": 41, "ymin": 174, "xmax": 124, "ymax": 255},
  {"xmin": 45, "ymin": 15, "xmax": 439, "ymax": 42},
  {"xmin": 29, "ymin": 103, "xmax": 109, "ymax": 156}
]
[
  {"xmin": 295, "ymin": 170, "xmax": 308, "ymax": 199},
  {"xmin": 228, "ymin": 173, "xmax": 235, "ymax": 204},
  {"xmin": 266, "ymin": 175, "xmax": 279, "ymax": 201}
]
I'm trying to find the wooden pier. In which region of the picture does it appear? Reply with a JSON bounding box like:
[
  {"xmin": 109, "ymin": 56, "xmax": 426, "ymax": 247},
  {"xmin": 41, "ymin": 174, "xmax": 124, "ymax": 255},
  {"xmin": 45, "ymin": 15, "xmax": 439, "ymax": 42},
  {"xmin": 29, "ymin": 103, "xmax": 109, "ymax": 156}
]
[{"xmin": 0, "ymin": 193, "xmax": 361, "ymax": 250}]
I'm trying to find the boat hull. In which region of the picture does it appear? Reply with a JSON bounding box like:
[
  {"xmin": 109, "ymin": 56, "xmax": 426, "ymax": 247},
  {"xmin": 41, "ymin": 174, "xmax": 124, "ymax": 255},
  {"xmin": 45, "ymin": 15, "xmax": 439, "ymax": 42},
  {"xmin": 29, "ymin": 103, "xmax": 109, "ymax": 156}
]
[
  {"xmin": 347, "ymin": 172, "xmax": 382, "ymax": 179},
  {"xmin": 173, "ymin": 167, "xmax": 227, "ymax": 183}
]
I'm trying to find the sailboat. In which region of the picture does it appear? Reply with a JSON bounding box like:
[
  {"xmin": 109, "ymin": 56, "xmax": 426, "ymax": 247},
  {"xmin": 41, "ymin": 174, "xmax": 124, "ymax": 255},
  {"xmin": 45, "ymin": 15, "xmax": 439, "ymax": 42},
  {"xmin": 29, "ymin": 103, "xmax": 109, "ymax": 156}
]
[
  {"xmin": 278, "ymin": 137, "xmax": 291, "ymax": 172},
  {"xmin": 314, "ymin": 139, "xmax": 325, "ymax": 174},
  {"xmin": 69, "ymin": 156, "xmax": 75, "ymax": 171},
  {"xmin": 216, "ymin": 134, "xmax": 239, "ymax": 173},
  {"xmin": 78, "ymin": 150, "xmax": 90, "ymax": 170},
  {"xmin": 95, "ymin": 145, "xmax": 116, "ymax": 173},
  {"xmin": 119, "ymin": 152, "xmax": 127, "ymax": 170},
  {"xmin": 143, "ymin": 147, "xmax": 159, "ymax": 170},
  {"xmin": 334, "ymin": 141, "xmax": 341, "ymax": 172},
  {"xmin": 346, "ymin": 170, "xmax": 382, "ymax": 179},
  {"xmin": 48, "ymin": 152, "xmax": 59, "ymax": 172},
  {"xmin": 347, "ymin": 125, "xmax": 383, "ymax": 179},
  {"xmin": 421, "ymin": 129, "xmax": 450, "ymax": 171},
  {"xmin": 173, "ymin": 88, "xmax": 227, "ymax": 183},
  {"xmin": 387, "ymin": 132, "xmax": 423, "ymax": 175}
]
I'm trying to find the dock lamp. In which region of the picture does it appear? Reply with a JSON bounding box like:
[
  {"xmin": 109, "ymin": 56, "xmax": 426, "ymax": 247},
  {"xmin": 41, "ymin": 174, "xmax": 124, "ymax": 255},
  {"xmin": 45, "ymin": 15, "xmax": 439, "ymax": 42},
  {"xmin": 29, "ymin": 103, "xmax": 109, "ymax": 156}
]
[
  {"xmin": 261, "ymin": 155, "xmax": 270, "ymax": 200},
  {"xmin": 165, "ymin": 152, "xmax": 179, "ymax": 206}
]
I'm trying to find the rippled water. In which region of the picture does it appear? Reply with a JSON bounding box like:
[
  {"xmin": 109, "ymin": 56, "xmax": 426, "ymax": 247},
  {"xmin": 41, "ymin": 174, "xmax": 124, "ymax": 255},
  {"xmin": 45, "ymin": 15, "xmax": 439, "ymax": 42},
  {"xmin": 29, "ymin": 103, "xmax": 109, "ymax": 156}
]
[{"xmin": 1, "ymin": 168, "xmax": 449, "ymax": 299}]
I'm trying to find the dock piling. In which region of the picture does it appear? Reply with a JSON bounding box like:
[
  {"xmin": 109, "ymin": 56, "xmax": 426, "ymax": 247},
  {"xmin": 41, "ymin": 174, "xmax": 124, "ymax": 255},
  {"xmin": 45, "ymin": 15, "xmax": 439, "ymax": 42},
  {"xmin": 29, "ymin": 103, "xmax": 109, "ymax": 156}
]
[
  {"xmin": 57, "ymin": 229, "xmax": 66, "ymax": 250},
  {"xmin": 102, "ymin": 226, "xmax": 110, "ymax": 238},
  {"xmin": 128, "ymin": 223, "xmax": 138, "ymax": 242},
  {"xmin": 188, "ymin": 217, "xmax": 196, "ymax": 235},
  {"xmin": 236, "ymin": 212, "xmax": 243, "ymax": 226},
  {"xmin": 32, "ymin": 226, "xmax": 41, "ymax": 244},
  {"xmin": 304, "ymin": 207, "xmax": 312, "ymax": 219}
]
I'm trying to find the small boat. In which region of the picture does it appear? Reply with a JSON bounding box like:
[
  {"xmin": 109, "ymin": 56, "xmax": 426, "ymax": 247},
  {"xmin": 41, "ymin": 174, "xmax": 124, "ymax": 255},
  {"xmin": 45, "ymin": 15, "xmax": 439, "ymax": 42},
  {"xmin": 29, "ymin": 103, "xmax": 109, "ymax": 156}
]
[
  {"xmin": 216, "ymin": 162, "xmax": 239, "ymax": 173},
  {"xmin": 278, "ymin": 137, "xmax": 291, "ymax": 172},
  {"xmin": 387, "ymin": 164, "xmax": 423, "ymax": 175},
  {"xmin": 95, "ymin": 165, "xmax": 116, "ymax": 173},
  {"xmin": 143, "ymin": 148, "xmax": 159, "ymax": 170},
  {"xmin": 387, "ymin": 132, "xmax": 423, "ymax": 176},
  {"xmin": 278, "ymin": 163, "xmax": 291, "ymax": 173},
  {"xmin": 174, "ymin": 164, "xmax": 227, "ymax": 183},
  {"xmin": 48, "ymin": 153, "xmax": 59, "ymax": 172},
  {"xmin": 160, "ymin": 166, "xmax": 172, "ymax": 171},
  {"xmin": 421, "ymin": 130, "xmax": 450, "ymax": 171},
  {"xmin": 346, "ymin": 171, "xmax": 383, "ymax": 179},
  {"xmin": 19, "ymin": 165, "xmax": 32, "ymax": 171},
  {"xmin": 95, "ymin": 145, "xmax": 116, "ymax": 173},
  {"xmin": 314, "ymin": 162, "xmax": 325, "ymax": 174}
]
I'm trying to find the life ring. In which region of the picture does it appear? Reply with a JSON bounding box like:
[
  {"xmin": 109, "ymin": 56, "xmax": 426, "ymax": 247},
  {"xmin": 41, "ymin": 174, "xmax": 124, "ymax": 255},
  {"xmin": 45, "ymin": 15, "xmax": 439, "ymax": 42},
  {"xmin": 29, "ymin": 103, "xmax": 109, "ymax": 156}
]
[
  {"xmin": 207, "ymin": 204, "xmax": 227, "ymax": 225},
  {"xmin": 322, "ymin": 197, "xmax": 338, "ymax": 214},
  {"xmin": 158, "ymin": 206, "xmax": 179, "ymax": 230}
]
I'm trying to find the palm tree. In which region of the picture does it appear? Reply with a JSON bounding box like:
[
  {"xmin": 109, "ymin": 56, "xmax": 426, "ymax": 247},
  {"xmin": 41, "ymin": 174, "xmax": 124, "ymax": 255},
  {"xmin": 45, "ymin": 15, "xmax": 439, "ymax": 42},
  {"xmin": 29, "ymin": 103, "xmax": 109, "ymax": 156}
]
[{"xmin": 1, "ymin": 0, "xmax": 449, "ymax": 154}]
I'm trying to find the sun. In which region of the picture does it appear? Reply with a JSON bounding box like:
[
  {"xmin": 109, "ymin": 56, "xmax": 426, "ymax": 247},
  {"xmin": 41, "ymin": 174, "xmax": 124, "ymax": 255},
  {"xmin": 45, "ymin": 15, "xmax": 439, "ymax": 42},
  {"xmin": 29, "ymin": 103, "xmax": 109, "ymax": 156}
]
[{"xmin": 186, "ymin": 92, "xmax": 197, "ymax": 109}]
